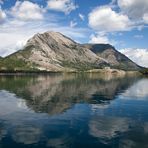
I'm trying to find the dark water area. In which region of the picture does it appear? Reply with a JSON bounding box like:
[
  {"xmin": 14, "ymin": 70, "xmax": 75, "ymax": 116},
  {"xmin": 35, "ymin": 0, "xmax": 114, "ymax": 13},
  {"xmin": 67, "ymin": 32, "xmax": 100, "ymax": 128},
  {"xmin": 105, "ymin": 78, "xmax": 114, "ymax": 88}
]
[{"xmin": 0, "ymin": 73, "xmax": 148, "ymax": 148}]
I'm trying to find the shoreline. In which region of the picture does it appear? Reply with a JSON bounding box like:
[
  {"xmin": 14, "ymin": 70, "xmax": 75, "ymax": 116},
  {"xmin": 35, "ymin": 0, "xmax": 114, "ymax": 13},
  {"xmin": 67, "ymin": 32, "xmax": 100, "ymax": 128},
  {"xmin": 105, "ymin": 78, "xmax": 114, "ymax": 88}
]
[{"xmin": 0, "ymin": 69, "xmax": 141, "ymax": 76}]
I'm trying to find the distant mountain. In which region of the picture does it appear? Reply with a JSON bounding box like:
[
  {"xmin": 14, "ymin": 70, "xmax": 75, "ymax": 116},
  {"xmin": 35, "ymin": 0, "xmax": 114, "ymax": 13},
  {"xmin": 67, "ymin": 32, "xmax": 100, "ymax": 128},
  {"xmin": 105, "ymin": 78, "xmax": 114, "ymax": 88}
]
[
  {"xmin": 84, "ymin": 44, "xmax": 140, "ymax": 70},
  {"xmin": 0, "ymin": 31, "xmax": 141, "ymax": 72}
]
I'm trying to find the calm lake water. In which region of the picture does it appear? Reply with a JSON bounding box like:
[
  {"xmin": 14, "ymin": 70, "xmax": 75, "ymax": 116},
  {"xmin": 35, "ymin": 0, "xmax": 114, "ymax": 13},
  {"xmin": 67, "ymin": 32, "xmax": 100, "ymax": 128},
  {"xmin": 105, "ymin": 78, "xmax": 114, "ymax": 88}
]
[{"xmin": 0, "ymin": 74, "xmax": 148, "ymax": 148}]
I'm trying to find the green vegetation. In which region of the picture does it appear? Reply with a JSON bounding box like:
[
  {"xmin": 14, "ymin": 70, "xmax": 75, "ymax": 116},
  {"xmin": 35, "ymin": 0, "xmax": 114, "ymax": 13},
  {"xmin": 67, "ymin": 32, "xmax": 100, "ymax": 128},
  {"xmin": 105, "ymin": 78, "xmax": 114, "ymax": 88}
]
[
  {"xmin": 0, "ymin": 57, "xmax": 2, "ymax": 62},
  {"xmin": 0, "ymin": 45, "xmax": 35, "ymax": 72},
  {"xmin": 140, "ymin": 68, "xmax": 148, "ymax": 75},
  {"xmin": 61, "ymin": 60, "xmax": 94, "ymax": 71},
  {"xmin": 0, "ymin": 57, "xmax": 31, "ymax": 71},
  {"xmin": 61, "ymin": 60, "xmax": 108, "ymax": 71},
  {"xmin": 18, "ymin": 45, "xmax": 33, "ymax": 58},
  {"xmin": 113, "ymin": 64, "xmax": 133, "ymax": 71}
]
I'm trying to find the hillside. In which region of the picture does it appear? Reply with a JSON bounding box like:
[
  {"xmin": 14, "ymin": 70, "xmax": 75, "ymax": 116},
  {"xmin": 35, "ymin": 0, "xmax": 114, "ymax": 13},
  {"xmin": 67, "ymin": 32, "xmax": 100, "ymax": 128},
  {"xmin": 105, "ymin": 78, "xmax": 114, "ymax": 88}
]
[
  {"xmin": 84, "ymin": 44, "xmax": 140, "ymax": 70},
  {"xmin": 0, "ymin": 31, "xmax": 141, "ymax": 72}
]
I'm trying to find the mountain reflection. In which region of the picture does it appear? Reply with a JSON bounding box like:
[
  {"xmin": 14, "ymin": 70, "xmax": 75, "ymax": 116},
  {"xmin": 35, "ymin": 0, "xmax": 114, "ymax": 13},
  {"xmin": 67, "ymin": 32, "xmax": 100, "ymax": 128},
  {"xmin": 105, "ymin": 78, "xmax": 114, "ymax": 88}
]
[
  {"xmin": 0, "ymin": 73, "xmax": 139, "ymax": 115},
  {"xmin": 0, "ymin": 74, "xmax": 148, "ymax": 148}
]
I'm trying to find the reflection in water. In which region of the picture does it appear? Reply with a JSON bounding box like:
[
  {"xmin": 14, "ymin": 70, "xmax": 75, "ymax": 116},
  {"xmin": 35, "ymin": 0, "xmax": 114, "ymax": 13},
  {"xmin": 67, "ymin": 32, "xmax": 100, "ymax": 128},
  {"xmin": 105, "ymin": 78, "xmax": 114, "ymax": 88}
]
[
  {"xmin": 0, "ymin": 74, "xmax": 147, "ymax": 148},
  {"xmin": 89, "ymin": 116, "xmax": 130, "ymax": 140},
  {"xmin": 47, "ymin": 135, "xmax": 72, "ymax": 148},
  {"xmin": 122, "ymin": 79, "xmax": 148, "ymax": 99},
  {"xmin": 0, "ymin": 74, "xmax": 138, "ymax": 115},
  {"xmin": 0, "ymin": 124, "xmax": 7, "ymax": 141},
  {"xmin": 119, "ymin": 121, "xmax": 148, "ymax": 148},
  {"xmin": 12, "ymin": 126, "xmax": 42, "ymax": 144}
]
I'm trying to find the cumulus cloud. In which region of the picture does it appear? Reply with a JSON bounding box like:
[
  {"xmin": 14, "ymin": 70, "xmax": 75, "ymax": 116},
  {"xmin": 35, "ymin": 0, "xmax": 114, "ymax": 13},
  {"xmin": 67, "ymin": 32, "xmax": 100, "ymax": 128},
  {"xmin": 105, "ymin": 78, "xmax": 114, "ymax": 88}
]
[
  {"xmin": 0, "ymin": 7, "xmax": 6, "ymax": 23},
  {"xmin": 47, "ymin": 0, "xmax": 78, "ymax": 14},
  {"xmin": 88, "ymin": 6, "xmax": 132, "ymax": 32},
  {"xmin": 0, "ymin": 32, "xmax": 31, "ymax": 57},
  {"xmin": 79, "ymin": 13, "xmax": 85, "ymax": 21},
  {"xmin": 0, "ymin": 20, "xmax": 88, "ymax": 57},
  {"xmin": 0, "ymin": 0, "xmax": 88, "ymax": 57},
  {"xmin": 89, "ymin": 32, "xmax": 117, "ymax": 45},
  {"xmin": 89, "ymin": 34, "xmax": 110, "ymax": 44},
  {"xmin": 120, "ymin": 48, "xmax": 148, "ymax": 67},
  {"xmin": 118, "ymin": 0, "xmax": 148, "ymax": 22},
  {"xmin": 10, "ymin": 1, "xmax": 45, "ymax": 21},
  {"xmin": 143, "ymin": 13, "xmax": 148, "ymax": 23}
]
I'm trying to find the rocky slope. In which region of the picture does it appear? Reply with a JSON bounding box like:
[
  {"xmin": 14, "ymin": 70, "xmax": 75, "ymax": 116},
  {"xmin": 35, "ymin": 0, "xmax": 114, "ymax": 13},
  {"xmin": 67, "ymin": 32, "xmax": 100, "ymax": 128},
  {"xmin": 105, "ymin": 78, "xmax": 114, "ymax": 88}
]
[
  {"xmin": 84, "ymin": 44, "xmax": 140, "ymax": 70},
  {"xmin": 0, "ymin": 31, "xmax": 141, "ymax": 72}
]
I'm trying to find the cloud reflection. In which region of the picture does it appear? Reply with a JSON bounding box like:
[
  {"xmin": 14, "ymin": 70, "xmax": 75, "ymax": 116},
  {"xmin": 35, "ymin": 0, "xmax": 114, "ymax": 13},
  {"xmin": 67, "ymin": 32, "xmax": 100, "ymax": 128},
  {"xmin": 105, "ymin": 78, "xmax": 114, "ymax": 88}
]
[
  {"xmin": 122, "ymin": 79, "xmax": 148, "ymax": 99},
  {"xmin": 12, "ymin": 126, "xmax": 42, "ymax": 144},
  {"xmin": 89, "ymin": 116, "xmax": 130, "ymax": 141}
]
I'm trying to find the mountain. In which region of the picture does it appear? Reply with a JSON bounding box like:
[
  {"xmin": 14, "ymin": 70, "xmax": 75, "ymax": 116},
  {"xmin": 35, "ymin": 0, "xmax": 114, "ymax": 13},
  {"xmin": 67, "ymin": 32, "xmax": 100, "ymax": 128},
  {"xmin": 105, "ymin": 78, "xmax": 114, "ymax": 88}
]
[
  {"xmin": 0, "ymin": 57, "xmax": 2, "ymax": 63},
  {"xmin": 84, "ymin": 44, "xmax": 140, "ymax": 70},
  {"xmin": 0, "ymin": 31, "xmax": 141, "ymax": 72}
]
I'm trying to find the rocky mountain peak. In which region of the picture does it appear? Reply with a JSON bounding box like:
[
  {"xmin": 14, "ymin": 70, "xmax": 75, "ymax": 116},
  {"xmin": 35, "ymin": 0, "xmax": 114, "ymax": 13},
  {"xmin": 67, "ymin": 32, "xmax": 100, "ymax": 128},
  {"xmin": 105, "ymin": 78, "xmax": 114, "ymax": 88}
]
[
  {"xmin": 0, "ymin": 31, "xmax": 141, "ymax": 72},
  {"xmin": 27, "ymin": 31, "xmax": 76, "ymax": 47}
]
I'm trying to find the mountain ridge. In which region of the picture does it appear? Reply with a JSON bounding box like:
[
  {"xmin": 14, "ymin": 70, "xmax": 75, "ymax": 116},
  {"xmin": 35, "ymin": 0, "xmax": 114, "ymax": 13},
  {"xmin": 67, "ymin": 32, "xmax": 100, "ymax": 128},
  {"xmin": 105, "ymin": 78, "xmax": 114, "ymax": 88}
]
[
  {"xmin": 0, "ymin": 31, "xmax": 141, "ymax": 72},
  {"xmin": 84, "ymin": 44, "xmax": 140, "ymax": 70}
]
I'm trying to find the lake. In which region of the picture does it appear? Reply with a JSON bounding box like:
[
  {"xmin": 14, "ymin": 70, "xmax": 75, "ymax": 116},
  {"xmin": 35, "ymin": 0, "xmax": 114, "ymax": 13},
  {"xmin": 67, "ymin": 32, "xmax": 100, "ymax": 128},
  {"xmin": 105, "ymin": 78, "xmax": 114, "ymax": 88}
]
[{"xmin": 0, "ymin": 73, "xmax": 148, "ymax": 148}]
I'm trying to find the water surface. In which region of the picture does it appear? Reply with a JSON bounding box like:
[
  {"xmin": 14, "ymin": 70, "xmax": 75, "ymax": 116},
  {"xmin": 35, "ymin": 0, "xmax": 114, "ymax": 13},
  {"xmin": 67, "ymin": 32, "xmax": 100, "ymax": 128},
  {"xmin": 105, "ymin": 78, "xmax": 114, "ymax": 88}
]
[{"xmin": 0, "ymin": 74, "xmax": 148, "ymax": 148}]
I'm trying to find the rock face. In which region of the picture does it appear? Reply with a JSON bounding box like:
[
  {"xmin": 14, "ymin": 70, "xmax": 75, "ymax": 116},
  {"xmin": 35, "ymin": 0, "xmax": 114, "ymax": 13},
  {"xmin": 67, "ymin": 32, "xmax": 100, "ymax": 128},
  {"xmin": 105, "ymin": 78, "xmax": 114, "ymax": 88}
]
[
  {"xmin": 84, "ymin": 44, "xmax": 140, "ymax": 70},
  {"xmin": 0, "ymin": 31, "xmax": 141, "ymax": 71}
]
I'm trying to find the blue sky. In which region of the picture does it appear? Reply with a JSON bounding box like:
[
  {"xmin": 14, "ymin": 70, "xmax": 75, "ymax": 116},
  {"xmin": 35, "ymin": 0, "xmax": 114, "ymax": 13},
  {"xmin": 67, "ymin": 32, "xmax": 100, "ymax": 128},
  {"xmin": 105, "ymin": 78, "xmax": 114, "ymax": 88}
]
[{"xmin": 0, "ymin": 0, "xmax": 148, "ymax": 67}]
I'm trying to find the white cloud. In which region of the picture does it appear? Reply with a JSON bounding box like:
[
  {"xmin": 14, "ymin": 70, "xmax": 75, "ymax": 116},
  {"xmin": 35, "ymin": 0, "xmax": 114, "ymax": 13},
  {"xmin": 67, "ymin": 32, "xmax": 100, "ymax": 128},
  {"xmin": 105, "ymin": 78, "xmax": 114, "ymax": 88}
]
[
  {"xmin": 89, "ymin": 32, "xmax": 117, "ymax": 45},
  {"xmin": 79, "ymin": 13, "xmax": 85, "ymax": 21},
  {"xmin": 70, "ymin": 20, "xmax": 77, "ymax": 28},
  {"xmin": 47, "ymin": 0, "xmax": 78, "ymax": 14},
  {"xmin": 89, "ymin": 34, "xmax": 110, "ymax": 44},
  {"xmin": 88, "ymin": 6, "xmax": 132, "ymax": 32},
  {"xmin": 0, "ymin": 17, "xmax": 89, "ymax": 57},
  {"xmin": 10, "ymin": 1, "xmax": 45, "ymax": 21},
  {"xmin": 0, "ymin": 7, "xmax": 6, "ymax": 23},
  {"xmin": 143, "ymin": 13, "xmax": 148, "ymax": 24},
  {"xmin": 118, "ymin": 0, "xmax": 148, "ymax": 22},
  {"xmin": 120, "ymin": 48, "xmax": 148, "ymax": 67},
  {"xmin": 0, "ymin": 32, "xmax": 30, "ymax": 57}
]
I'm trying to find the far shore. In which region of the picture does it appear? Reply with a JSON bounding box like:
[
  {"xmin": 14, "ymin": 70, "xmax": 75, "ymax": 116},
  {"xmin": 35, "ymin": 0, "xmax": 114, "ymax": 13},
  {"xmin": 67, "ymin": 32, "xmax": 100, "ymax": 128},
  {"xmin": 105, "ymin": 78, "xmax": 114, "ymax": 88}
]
[{"xmin": 0, "ymin": 68, "xmax": 142, "ymax": 76}]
